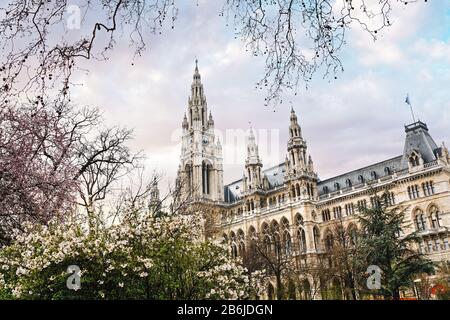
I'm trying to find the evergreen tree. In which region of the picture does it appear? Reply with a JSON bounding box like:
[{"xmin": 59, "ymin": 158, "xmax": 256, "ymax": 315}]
[{"xmin": 357, "ymin": 193, "xmax": 434, "ymax": 299}]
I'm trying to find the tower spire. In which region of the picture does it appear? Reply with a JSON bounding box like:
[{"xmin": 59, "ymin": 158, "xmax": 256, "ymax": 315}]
[{"xmin": 245, "ymin": 125, "xmax": 263, "ymax": 191}]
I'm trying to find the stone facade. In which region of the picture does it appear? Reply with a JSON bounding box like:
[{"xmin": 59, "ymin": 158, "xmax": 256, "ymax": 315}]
[{"xmin": 176, "ymin": 62, "xmax": 450, "ymax": 273}]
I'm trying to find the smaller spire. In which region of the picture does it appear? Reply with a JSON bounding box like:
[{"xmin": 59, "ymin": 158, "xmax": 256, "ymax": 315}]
[
  {"xmin": 194, "ymin": 59, "xmax": 200, "ymax": 76},
  {"xmin": 290, "ymin": 107, "xmax": 297, "ymax": 122},
  {"xmin": 182, "ymin": 113, "xmax": 188, "ymax": 129},
  {"xmin": 208, "ymin": 111, "xmax": 214, "ymax": 127}
]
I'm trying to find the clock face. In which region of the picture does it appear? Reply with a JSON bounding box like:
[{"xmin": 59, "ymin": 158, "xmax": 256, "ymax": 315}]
[{"xmin": 202, "ymin": 136, "xmax": 209, "ymax": 145}]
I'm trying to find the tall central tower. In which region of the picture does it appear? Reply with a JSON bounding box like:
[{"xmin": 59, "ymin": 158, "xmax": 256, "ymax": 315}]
[{"xmin": 177, "ymin": 61, "xmax": 224, "ymax": 202}]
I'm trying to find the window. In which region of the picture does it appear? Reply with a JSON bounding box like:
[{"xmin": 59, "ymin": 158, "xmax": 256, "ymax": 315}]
[
  {"xmin": 414, "ymin": 209, "xmax": 427, "ymax": 231},
  {"xmin": 295, "ymin": 213, "xmax": 304, "ymax": 226},
  {"xmin": 345, "ymin": 203, "xmax": 355, "ymax": 215},
  {"xmin": 283, "ymin": 231, "xmax": 292, "ymax": 256},
  {"xmin": 419, "ymin": 242, "xmax": 426, "ymax": 254},
  {"xmin": 313, "ymin": 227, "xmax": 320, "ymax": 250},
  {"xmin": 325, "ymin": 233, "xmax": 334, "ymax": 251},
  {"xmin": 349, "ymin": 227, "xmax": 358, "ymax": 246},
  {"xmin": 408, "ymin": 185, "xmax": 420, "ymax": 199},
  {"xmin": 422, "ymin": 181, "xmax": 435, "ymax": 196},
  {"xmin": 427, "ymin": 240, "xmax": 434, "ymax": 252},
  {"xmin": 384, "ymin": 167, "xmax": 392, "ymax": 175},
  {"xmin": 333, "ymin": 206, "xmax": 342, "ymax": 219},
  {"xmin": 409, "ymin": 152, "xmax": 420, "ymax": 167},
  {"xmin": 429, "ymin": 206, "xmax": 442, "ymax": 229},
  {"xmin": 334, "ymin": 182, "xmax": 340, "ymax": 191},
  {"xmin": 237, "ymin": 230, "xmax": 245, "ymax": 256},
  {"xmin": 370, "ymin": 196, "xmax": 381, "ymax": 209},
  {"xmin": 346, "ymin": 178, "xmax": 352, "ymax": 188},
  {"xmin": 370, "ymin": 171, "xmax": 377, "ymax": 180},
  {"xmin": 357, "ymin": 199, "xmax": 367, "ymax": 211},
  {"xmin": 298, "ymin": 229, "xmax": 307, "ymax": 253},
  {"xmin": 358, "ymin": 175, "xmax": 365, "ymax": 184},
  {"xmin": 322, "ymin": 209, "xmax": 331, "ymax": 222},
  {"xmin": 435, "ymin": 239, "xmax": 441, "ymax": 251},
  {"xmin": 444, "ymin": 238, "xmax": 450, "ymax": 250},
  {"xmin": 382, "ymin": 192, "xmax": 395, "ymax": 206}
]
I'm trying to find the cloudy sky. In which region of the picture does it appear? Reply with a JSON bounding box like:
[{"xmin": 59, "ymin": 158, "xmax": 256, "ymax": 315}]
[{"xmin": 71, "ymin": 1, "xmax": 450, "ymax": 193}]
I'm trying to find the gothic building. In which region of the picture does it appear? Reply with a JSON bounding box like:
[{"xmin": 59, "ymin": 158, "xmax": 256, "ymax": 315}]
[{"xmin": 175, "ymin": 62, "xmax": 450, "ymax": 297}]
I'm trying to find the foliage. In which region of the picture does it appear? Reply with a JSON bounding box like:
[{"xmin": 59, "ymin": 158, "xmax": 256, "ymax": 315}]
[
  {"xmin": 0, "ymin": 103, "xmax": 139, "ymax": 244},
  {"xmin": 356, "ymin": 195, "xmax": 435, "ymax": 299},
  {"xmin": 0, "ymin": 212, "xmax": 264, "ymax": 300}
]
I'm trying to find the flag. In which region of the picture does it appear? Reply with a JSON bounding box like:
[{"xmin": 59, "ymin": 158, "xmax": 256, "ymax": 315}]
[{"xmin": 405, "ymin": 94, "xmax": 411, "ymax": 105}]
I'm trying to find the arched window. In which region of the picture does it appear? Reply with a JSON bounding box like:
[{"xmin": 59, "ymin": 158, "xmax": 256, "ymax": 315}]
[
  {"xmin": 358, "ymin": 175, "xmax": 365, "ymax": 184},
  {"xmin": 222, "ymin": 234, "xmax": 228, "ymax": 245},
  {"xmin": 345, "ymin": 178, "xmax": 352, "ymax": 188},
  {"xmin": 409, "ymin": 152, "xmax": 420, "ymax": 167},
  {"xmin": 334, "ymin": 182, "xmax": 340, "ymax": 191},
  {"xmin": 295, "ymin": 213, "xmax": 304, "ymax": 226},
  {"xmin": 414, "ymin": 209, "xmax": 427, "ymax": 231},
  {"xmin": 296, "ymin": 184, "xmax": 301, "ymax": 198},
  {"xmin": 323, "ymin": 186, "xmax": 329, "ymax": 194},
  {"xmin": 370, "ymin": 171, "xmax": 377, "ymax": 180},
  {"xmin": 237, "ymin": 229, "xmax": 245, "ymax": 256},
  {"xmin": 297, "ymin": 228, "xmax": 307, "ymax": 253},
  {"xmin": 248, "ymin": 226, "xmax": 257, "ymax": 241},
  {"xmin": 202, "ymin": 161, "xmax": 211, "ymax": 195},
  {"xmin": 184, "ymin": 163, "xmax": 193, "ymax": 195},
  {"xmin": 313, "ymin": 226, "xmax": 320, "ymax": 251},
  {"xmin": 384, "ymin": 167, "xmax": 392, "ymax": 176},
  {"xmin": 429, "ymin": 206, "xmax": 442, "ymax": 229},
  {"xmin": 325, "ymin": 232, "xmax": 334, "ymax": 251},
  {"xmin": 348, "ymin": 226, "xmax": 358, "ymax": 246},
  {"xmin": 283, "ymin": 231, "xmax": 292, "ymax": 256},
  {"xmin": 231, "ymin": 243, "xmax": 238, "ymax": 258}
]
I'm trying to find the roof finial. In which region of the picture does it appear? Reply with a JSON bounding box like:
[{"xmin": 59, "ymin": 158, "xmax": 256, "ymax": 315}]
[{"xmin": 195, "ymin": 58, "xmax": 199, "ymax": 71}]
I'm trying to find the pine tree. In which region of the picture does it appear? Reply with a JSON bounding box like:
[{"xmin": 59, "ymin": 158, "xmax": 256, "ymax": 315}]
[{"xmin": 357, "ymin": 193, "xmax": 434, "ymax": 299}]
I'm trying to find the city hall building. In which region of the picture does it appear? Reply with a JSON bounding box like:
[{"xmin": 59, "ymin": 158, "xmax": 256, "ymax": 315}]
[{"xmin": 174, "ymin": 62, "xmax": 450, "ymax": 297}]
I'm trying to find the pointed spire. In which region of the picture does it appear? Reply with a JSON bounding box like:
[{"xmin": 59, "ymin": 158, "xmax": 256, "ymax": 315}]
[
  {"xmin": 248, "ymin": 125, "xmax": 255, "ymax": 143},
  {"xmin": 246, "ymin": 125, "xmax": 261, "ymax": 165},
  {"xmin": 208, "ymin": 111, "xmax": 214, "ymax": 127},
  {"xmin": 288, "ymin": 107, "xmax": 302, "ymax": 139},
  {"xmin": 182, "ymin": 113, "xmax": 188, "ymax": 129},
  {"xmin": 290, "ymin": 107, "xmax": 298, "ymax": 122},
  {"xmin": 193, "ymin": 59, "xmax": 201, "ymax": 83}
]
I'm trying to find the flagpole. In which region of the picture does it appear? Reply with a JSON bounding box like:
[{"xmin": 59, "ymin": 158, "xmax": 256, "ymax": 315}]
[
  {"xmin": 406, "ymin": 94, "xmax": 416, "ymax": 123},
  {"xmin": 409, "ymin": 101, "xmax": 416, "ymax": 123}
]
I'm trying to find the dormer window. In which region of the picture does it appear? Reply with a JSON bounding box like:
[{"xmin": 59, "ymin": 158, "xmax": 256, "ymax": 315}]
[
  {"xmin": 384, "ymin": 167, "xmax": 391, "ymax": 175},
  {"xmin": 334, "ymin": 182, "xmax": 340, "ymax": 191},
  {"xmin": 345, "ymin": 179, "xmax": 352, "ymax": 188},
  {"xmin": 323, "ymin": 186, "xmax": 329, "ymax": 194},
  {"xmin": 370, "ymin": 171, "xmax": 377, "ymax": 180},
  {"xmin": 409, "ymin": 151, "xmax": 421, "ymax": 167},
  {"xmin": 358, "ymin": 175, "xmax": 365, "ymax": 184}
]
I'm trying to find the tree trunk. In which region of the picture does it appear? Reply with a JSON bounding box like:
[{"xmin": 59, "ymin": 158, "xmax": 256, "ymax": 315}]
[
  {"xmin": 393, "ymin": 288, "xmax": 401, "ymax": 300},
  {"xmin": 276, "ymin": 274, "xmax": 283, "ymax": 300}
]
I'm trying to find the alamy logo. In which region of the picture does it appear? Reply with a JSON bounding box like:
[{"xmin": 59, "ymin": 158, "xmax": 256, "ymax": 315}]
[
  {"xmin": 66, "ymin": 265, "xmax": 81, "ymax": 291},
  {"xmin": 366, "ymin": 265, "xmax": 381, "ymax": 290}
]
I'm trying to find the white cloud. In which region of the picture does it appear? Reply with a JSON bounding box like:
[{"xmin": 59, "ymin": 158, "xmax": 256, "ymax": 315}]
[{"xmin": 69, "ymin": 0, "xmax": 450, "ymax": 192}]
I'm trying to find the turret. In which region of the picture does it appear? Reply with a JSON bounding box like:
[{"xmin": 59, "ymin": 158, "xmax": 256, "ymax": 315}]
[{"xmin": 244, "ymin": 127, "xmax": 263, "ymax": 191}]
